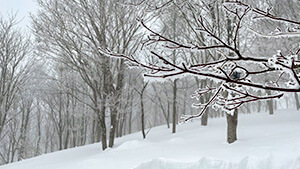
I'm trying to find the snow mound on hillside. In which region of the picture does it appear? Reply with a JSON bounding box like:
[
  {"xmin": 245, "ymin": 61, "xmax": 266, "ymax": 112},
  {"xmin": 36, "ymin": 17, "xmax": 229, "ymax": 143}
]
[
  {"xmin": 134, "ymin": 155, "xmax": 300, "ymax": 169},
  {"xmin": 114, "ymin": 140, "xmax": 148, "ymax": 151}
]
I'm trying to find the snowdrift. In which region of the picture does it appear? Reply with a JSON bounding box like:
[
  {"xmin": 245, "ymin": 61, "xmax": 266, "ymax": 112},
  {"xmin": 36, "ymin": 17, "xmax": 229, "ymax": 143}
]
[{"xmin": 134, "ymin": 156, "xmax": 300, "ymax": 169}]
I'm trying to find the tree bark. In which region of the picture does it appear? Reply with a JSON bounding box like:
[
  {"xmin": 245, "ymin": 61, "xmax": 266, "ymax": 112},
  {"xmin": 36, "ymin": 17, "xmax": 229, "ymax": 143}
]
[
  {"xmin": 140, "ymin": 82, "xmax": 148, "ymax": 139},
  {"xmin": 200, "ymin": 79, "xmax": 209, "ymax": 126},
  {"xmin": 201, "ymin": 109, "xmax": 208, "ymax": 126},
  {"xmin": 128, "ymin": 94, "xmax": 133, "ymax": 134},
  {"xmin": 109, "ymin": 59, "xmax": 125, "ymax": 147},
  {"xmin": 266, "ymin": 90, "xmax": 274, "ymax": 115},
  {"xmin": 141, "ymin": 94, "xmax": 146, "ymax": 139},
  {"xmin": 226, "ymin": 109, "xmax": 238, "ymax": 144},
  {"xmin": 109, "ymin": 108, "xmax": 117, "ymax": 147},
  {"xmin": 172, "ymin": 79, "xmax": 178, "ymax": 133},
  {"xmin": 99, "ymin": 97, "xmax": 107, "ymax": 150},
  {"xmin": 257, "ymin": 90, "xmax": 262, "ymax": 112},
  {"xmin": 294, "ymin": 93, "xmax": 300, "ymax": 110}
]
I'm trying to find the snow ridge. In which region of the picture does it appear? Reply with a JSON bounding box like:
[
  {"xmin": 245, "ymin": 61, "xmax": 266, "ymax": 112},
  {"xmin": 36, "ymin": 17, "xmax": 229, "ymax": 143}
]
[{"xmin": 134, "ymin": 155, "xmax": 300, "ymax": 169}]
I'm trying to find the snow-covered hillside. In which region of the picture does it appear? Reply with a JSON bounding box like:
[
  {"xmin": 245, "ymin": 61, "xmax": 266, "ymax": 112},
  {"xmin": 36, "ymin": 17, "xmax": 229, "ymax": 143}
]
[{"xmin": 1, "ymin": 109, "xmax": 300, "ymax": 169}]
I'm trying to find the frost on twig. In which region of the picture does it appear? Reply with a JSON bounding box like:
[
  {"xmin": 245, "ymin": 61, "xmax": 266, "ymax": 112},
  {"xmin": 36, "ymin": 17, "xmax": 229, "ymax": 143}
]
[
  {"xmin": 101, "ymin": 1, "xmax": 300, "ymax": 122},
  {"xmin": 180, "ymin": 82, "xmax": 283, "ymax": 123}
]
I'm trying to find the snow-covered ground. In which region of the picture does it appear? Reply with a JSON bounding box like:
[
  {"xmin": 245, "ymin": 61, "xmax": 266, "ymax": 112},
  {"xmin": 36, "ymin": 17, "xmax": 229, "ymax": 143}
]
[{"xmin": 1, "ymin": 109, "xmax": 300, "ymax": 169}]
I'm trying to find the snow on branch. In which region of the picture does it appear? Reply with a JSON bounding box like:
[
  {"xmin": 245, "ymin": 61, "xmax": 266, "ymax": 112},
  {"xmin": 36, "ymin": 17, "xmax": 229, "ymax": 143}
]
[
  {"xmin": 225, "ymin": 0, "xmax": 300, "ymax": 38},
  {"xmin": 225, "ymin": 1, "xmax": 300, "ymax": 25},
  {"xmin": 101, "ymin": 1, "xmax": 300, "ymax": 121}
]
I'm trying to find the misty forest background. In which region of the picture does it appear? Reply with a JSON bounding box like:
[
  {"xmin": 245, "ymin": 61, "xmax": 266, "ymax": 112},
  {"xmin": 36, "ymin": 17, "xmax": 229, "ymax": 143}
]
[{"xmin": 0, "ymin": 0, "xmax": 300, "ymax": 165}]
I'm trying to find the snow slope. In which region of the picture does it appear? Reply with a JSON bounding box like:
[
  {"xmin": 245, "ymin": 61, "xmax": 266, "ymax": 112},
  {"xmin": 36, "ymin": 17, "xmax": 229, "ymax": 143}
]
[{"xmin": 1, "ymin": 109, "xmax": 300, "ymax": 169}]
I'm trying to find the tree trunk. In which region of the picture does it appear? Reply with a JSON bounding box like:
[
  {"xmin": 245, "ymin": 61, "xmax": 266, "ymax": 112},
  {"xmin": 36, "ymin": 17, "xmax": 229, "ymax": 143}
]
[
  {"xmin": 99, "ymin": 97, "xmax": 107, "ymax": 150},
  {"xmin": 36, "ymin": 101, "xmax": 42, "ymax": 156},
  {"xmin": 116, "ymin": 112, "xmax": 120, "ymax": 138},
  {"xmin": 266, "ymin": 90, "xmax": 274, "ymax": 115},
  {"xmin": 108, "ymin": 58, "xmax": 125, "ymax": 147},
  {"xmin": 200, "ymin": 79, "xmax": 209, "ymax": 126},
  {"xmin": 64, "ymin": 129, "xmax": 70, "ymax": 149},
  {"xmin": 167, "ymin": 101, "xmax": 170, "ymax": 128},
  {"xmin": 226, "ymin": 109, "xmax": 238, "ymax": 144},
  {"xmin": 171, "ymin": 10, "xmax": 178, "ymax": 134},
  {"xmin": 257, "ymin": 91, "xmax": 262, "ymax": 112},
  {"xmin": 141, "ymin": 93, "xmax": 146, "ymax": 139},
  {"xmin": 201, "ymin": 109, "xmax": 208, "ymax": 126},
  {"xmin": 140, "ymin": 82, "xmax": 148, "ymax": 139},
  {"xmin": 172, "ymin": 79, "xmax": 178, "ymax": 133},
  {"xmin": 91, "ymin": 119, "xmax": 96, "ymax": 144},
  {"xmin": 128, "ymin": 95, "xmax": 133, "ymax": 134},
  {"xmin": 109, "ymin": 108, "xmax": 117, "ymax": 147},
  {"xmin": 152, "ymin": 84, "xmax": 170, "ymax": 128},
  {"xmin": 18, "ymin": 104, "xmax": 31, "ymax": 161},
  {"xmin": 295, "ymin": 93, "xmax": 300, "ymax": 110}
]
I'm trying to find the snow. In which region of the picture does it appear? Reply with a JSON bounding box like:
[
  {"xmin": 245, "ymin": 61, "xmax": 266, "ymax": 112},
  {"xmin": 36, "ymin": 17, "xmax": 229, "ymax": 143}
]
[{"xmin": 1, "ymin": 109, "xmax": 300, "ymax": 169}]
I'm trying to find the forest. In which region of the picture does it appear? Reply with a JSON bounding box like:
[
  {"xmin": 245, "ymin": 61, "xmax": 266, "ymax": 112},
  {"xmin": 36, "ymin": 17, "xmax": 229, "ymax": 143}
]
[{"xmin": 0, "ymin": 0, "xmax": 300, "ymax": 165}]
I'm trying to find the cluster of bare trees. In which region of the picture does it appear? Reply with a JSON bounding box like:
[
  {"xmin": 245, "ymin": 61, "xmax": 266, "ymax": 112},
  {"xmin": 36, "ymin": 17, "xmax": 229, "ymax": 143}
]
[
  {"xmin": 0, "ymin": 14, "xmax": 34, "ymax": 163},
  {"xmin": 1, "ymin": 0, "xmax": 300, "ymax": 165}
]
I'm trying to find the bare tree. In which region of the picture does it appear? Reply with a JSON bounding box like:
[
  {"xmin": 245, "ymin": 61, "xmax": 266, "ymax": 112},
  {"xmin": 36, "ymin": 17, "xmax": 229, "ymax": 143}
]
[
  {"xmin": 32, "ymin": 0, "xmax": 143, "ymax": 150},
  {"xmin": 101, "ymin": 1, "xmax": 300, "ymax": 143},
  {"xmin": 0, "ymin": 14, "xmax": 32, "ymax": 164},
  {"xmin": 134, "ymin": 81, "xmax": 149, "ymax": 139}
]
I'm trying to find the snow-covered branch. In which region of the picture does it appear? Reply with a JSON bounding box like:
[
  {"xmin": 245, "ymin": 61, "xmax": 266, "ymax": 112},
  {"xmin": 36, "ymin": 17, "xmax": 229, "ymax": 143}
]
[{"xmin": 101, "ymin": 1, "xmax": 300, "ymax": 121}]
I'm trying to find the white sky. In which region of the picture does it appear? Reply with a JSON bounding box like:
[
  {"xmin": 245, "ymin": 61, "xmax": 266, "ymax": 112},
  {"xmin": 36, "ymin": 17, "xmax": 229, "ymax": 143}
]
[{"xmin": 0, "ymin": 0, "xmax": 37, "ymax": 28}]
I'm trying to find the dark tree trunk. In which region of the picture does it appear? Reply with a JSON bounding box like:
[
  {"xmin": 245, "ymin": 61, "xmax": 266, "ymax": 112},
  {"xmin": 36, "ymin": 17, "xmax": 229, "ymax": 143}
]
[
  {"xmin": 116, "ymin": 113, "xmax": 120, "ymax": 138},
  {"xmin": 64, "ymin": 129, "xmax": 70, "ymax": 149},
  {"xmin": 171, "ymin": 10, "xmax": 178, "ymax": 134},
  {"xmin": 226, "ymin": 109, "xmax": 238, "ymax": 144},
  {"xmin": 108, "ymin": 59, "xmax": 125, "ymax": 147},
  {"xmin": 109, "ymin": 108, "xmax": 117, "ymax": 147},
  {"xmin": 141, "ymin": 94, "xmax": 146, "ymax": 139},
  {"xmin": 91, "ymin": 119, "xmax": 96, "ymax": 143},
  {"xmin": 200, "ymin": 80, "xmax": 209, "ymax": 126},
  {"xmin": 139, "ymin": 82, "xmax": 148, "ymax": 139},
  {"xmin": 95, "ymin": 119, "xmax": 101, "ymax": 142},
  {"xmin": 99, "ymin": 97, "xmax": 107, "ymax": 150},
  {"xmin": 172, "ymin": 79, "xmax": 178, "ymax": 133}
]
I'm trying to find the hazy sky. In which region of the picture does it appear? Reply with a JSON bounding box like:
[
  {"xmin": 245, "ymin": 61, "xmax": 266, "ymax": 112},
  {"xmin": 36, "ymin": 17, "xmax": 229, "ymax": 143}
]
[{"xmin": 0, "ymin": 0, "xmax": 37, "ymax": 28}]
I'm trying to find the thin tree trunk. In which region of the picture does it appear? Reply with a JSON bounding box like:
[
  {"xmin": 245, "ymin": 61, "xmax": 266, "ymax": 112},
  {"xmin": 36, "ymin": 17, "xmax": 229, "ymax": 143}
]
[
  {"xmin": 152, "ymin": 84, "xmax": 170, "ymax": 128},
  {"xmin": 128, "ymin": 95, "xmax": 133, "ymax": 134},
  {"xmin": 36, "ymin": 101, "xmax": 41, "ymax": 156},
  {"xmin": 167, "ymin": 101, "xmax": 170, "ymax": 128},
  {"xmin": 91, "ymin": 119, "xmax": 96, "ymax": 144},
  {"xmin": 141, "ymin": 94, "xmax": 146, "ymax": 139},
  {"xmin": 99, "ymin": 97, "xmax": 107, "ymax": 150},
  {"xmin": 295, "ymin": 93, "xmax": 300, "ymax": 110},
  {"xmin": 257, "ymin": 91, "xmax": 262, "ymax": 112},
  {"xmin": 266, "ymin": 90, "xmax": 274, "ymax": 115},
  {"xmin": 201, "ymin": 79, "xmax": 208, "ymax": 126},
  {"xmin": 140, "ymin": 82, "xmax": 148, "ymax": 139},
  {"xmin": 172, "ymin": 79, "xmax": 178, "ymax": 133}
]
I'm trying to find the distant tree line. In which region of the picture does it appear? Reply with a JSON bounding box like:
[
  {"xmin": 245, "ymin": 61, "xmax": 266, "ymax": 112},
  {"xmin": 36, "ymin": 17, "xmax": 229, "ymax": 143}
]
[{"xmin": 0, "ymin": 0, "xmax": 300, "ymax": 165}]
